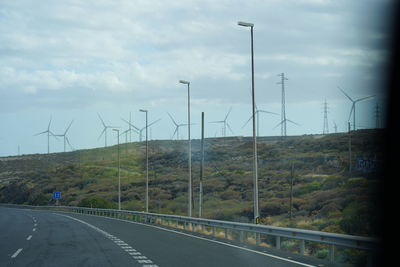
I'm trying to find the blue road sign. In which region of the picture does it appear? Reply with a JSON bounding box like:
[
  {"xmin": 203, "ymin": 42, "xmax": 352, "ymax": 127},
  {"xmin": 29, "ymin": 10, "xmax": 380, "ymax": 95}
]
[{"xmin": 53, "ymin": 192, "xmax": 61, "ymax": 199}]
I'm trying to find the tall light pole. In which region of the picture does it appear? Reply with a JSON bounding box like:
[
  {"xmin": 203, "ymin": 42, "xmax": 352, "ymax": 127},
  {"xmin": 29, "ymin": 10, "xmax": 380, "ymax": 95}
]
[
  {"xmin": 112, "ymin": 129, "xmax": 121, "ymax": 210},
  {"xmin": 179, "ymin": 79, "xmax": 192, "ymax": 217},
  {"xmin": 139, "ymin": 109, "xmax": 149, "ymax": 213},
  {"xmin": 199, "ymin": 112, "xmax": 205, "ymax": 218},
  {"xmin": 238, "ymin": 21, "xmax": 259, "ymax": 224}
]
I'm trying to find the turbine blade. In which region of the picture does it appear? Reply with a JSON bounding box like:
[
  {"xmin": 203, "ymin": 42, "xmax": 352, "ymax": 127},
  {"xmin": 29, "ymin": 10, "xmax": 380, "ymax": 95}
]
[
  {"xmin": 338, "ymin": 86, "xmax": 354, "ymax": 102},
  {"xmin": 355, "ymin": 95, "xmax": 375, "ymax": 102},
  {"xmin": 286, "ymin": 119, "xmax": 300, "ymax": 126},
  {"xmin": 64, "ymin": 120, "xmax": 74, "ymax": 135},
  {"xmin": 167, "ymin": 112, "xmax": 178, "ymax": 126},
  {"xmin": 258, "ymin": 110, "xmax": 279, "ymax": 115},
  {"xmin": 34, "ymin": 130, "xmax": 47, "ymax": 136},
  {"xmin": 147, "ymin": 118, "xmax": 161, "ymax": 128},
  {"xmin": 226, "ymin": 123, "xmax": 234, "ymax": 134},
  {"xmin": 224, "ymin": 107, "xmax": 232, "ymax": 121},
  {"xmin": 172, "ymin": 127, "xmax": 178, "ymax": 139},
  {"xmin": 121, "ymin": 118, "xmax": 140, "ymax": 131},
  {"xmin": 66, "ymin": 137, "xmax": 74, "ymax": 151},
  {"xmin": 97, "ymin": 113, "xmax": 106, "ymax": 127},
  {"xmin": 49, "ymin": 131, "xmax": 60, "ymax": 141},
  {"xmin": 47, "ymin": 116, "xmax": 52, "ymax": 131},
  {"xmin": 241, "ymin": 115, "xmax": 253, "ymax": 129},
  {"xmin": 98, "ymin": 128, "xmax": 106, "ymax": 140},
  {"xmin": 273, "ymin": 120, "xmax": 284, "ymax": 130}
]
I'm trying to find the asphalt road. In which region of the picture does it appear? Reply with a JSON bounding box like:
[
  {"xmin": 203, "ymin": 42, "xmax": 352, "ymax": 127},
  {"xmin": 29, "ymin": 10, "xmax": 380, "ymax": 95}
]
[{"xmin": 0, "ymin": 207, "xmax": 330, "ymax": 267}]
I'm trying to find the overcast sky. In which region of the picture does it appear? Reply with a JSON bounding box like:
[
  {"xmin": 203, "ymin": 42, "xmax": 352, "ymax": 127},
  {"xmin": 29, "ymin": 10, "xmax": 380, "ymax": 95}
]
[{"xmin": 0, "ymin": 0, "xmax": 394, "ymax": 156}]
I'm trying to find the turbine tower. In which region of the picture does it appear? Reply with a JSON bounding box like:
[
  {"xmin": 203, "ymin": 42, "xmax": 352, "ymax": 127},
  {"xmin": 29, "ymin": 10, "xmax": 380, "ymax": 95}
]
[
  {"xmin": 167, "ymin": 112, "xmax": 188, "ymax": 140},
  {"xmin": 338, "ymin": 87, "xmax": 375, "ymax": 131},
  {"xmin": 34, "ymin": 116, "xmax": 55, "ymax": 154},
  {"xmin": 323, "ymin": 99, "xmax": 329, "ymax": 135},
  {"xmin": 209, "ymin": 107, "xmax": 234, "ymax": 137},
  {"xmin": 98, "ymin": 113, "xmax": 119, "ymax": 147},
  {"xmin": 242, "ymin": 104, "xmax": 278, "ymax": 137},
  {"xmin": 332, "ymin": 120, "xmax": 338, "ymax": 133},
  {"xmin": 54, "ymin": 120, "xmax": 74, "ymax": 152}
]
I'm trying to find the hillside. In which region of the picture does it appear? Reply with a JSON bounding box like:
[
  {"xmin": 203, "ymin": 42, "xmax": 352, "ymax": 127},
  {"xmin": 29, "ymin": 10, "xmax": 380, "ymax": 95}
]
[{"xmin": 0, "ymin": 129, "xmax": 384, "ymax": 238}]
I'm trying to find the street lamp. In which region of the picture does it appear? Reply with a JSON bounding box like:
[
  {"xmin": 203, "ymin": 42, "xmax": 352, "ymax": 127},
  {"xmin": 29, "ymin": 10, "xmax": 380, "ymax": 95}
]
[
  {"xmin": 139, "ymin": 109, "xmax": 149, "ymax": 213},
  {"xmin": 238, "ymin": 21, "xmax": 259, "ymax": 224},
  {"xmin": 112, "ymin": 128, "xmax": 121, "ymax": 210},
  {"xmin": 179, "ymin": 79, "xmax": 192, "ymax": 217}
]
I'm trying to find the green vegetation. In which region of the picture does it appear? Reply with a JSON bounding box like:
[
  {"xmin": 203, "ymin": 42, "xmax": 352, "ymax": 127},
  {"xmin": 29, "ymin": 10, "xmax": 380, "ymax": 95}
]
[{"xmin": 0, "ymin": 129, "xmax": 384, "ymax": 239}]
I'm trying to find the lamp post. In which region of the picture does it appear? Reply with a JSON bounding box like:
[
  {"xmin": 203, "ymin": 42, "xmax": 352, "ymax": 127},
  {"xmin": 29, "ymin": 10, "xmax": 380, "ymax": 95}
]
[
  {"xmin": 139, "ymin": 109, "xmax": 149, "ymax": 213},
  {"xmin": 112, "ymin": 129, "xmax": 121, "ymax": 210},
  {"xmin": 238, "ymin": 21, "xmax": 259, "ymax": 224},
  {"xmin": 179, "ymin": 79, "xmax": 192, "ymax": 217}
]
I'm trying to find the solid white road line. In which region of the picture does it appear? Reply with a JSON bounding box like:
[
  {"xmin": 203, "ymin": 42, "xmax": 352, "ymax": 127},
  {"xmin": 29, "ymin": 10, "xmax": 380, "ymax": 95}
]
[
  {"xmin": 11, "ymin": 248, "xmax": 23, "ymax": 258},
  {"xmin": 74, "ymin": 212, "xmax": 316, "ymax": 267},
  {"xmin": 55, "ymin": 213, "xmax": 158, "ymax": 267}
]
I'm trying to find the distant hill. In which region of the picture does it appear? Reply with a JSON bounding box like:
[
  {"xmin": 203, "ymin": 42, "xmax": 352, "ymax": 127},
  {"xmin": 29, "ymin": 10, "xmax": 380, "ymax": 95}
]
[{"xmin": 0, "ymin": 129, "xmax": 384, "ymax": 238}]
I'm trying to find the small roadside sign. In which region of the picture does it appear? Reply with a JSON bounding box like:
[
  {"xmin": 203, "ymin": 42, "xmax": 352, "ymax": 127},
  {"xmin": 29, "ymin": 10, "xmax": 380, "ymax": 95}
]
[{"xmin": 53, "ymin": 192, "xmax": 61, "ymax": 199}]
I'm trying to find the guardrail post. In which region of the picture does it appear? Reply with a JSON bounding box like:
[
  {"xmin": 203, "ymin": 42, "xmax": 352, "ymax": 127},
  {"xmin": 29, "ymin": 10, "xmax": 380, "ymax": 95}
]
[
  {"xmin": 256, "ymin": 233, "xmax": 260, "ymax": 245},
  {"xmin": 300, "ymin": 240, "xmax": 305, "ymax": 255},
  {"xmin": 276, "ymin": 236, "xmax": 281, "ymax": 249},
  {"xmin": 225, "ymin": 229, "xmax": 228, "ymax": 239},
  {"xmin": 239, "ymin": 231, "xmax": 244, "ymax": 243},
  {"xmin": 329, "ymin": 244, "xmax": 335, "ymax": 262}
]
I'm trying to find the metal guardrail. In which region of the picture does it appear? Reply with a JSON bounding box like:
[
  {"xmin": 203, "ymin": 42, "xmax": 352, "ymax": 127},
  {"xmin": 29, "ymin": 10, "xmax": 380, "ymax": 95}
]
[{"xmin": 1, "ymin": 204, "xmax": 380, "ymax": 263}]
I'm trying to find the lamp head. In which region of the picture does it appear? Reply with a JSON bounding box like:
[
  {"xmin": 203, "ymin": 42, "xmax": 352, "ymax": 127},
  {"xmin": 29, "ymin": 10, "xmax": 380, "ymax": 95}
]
[
  {"xmin": 238, "ymin": 21, "xmax": 254, "ymax": 27},
  {"xmin": 179, "ymin": 80, "xmax": 190, "ymax": 85}
]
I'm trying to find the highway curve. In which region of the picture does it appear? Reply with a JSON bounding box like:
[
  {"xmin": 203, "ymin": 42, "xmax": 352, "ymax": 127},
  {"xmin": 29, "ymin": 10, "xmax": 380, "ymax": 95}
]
[{"xmin": 0, "ymin": 207, "xmax": 333, "ymax": 267}]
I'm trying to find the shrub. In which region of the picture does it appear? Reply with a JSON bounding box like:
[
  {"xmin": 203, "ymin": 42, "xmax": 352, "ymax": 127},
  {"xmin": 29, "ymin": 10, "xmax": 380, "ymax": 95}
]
[{"xmin": 78, "ymin": 196, "xmax": 115, "ymax": 209}]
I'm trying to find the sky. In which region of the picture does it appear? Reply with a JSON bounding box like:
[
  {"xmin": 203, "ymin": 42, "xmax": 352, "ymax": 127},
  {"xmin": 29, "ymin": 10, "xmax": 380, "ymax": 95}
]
[{"xmin": 0, "ymin": 0, "xmax": 395, "ymax": 156}]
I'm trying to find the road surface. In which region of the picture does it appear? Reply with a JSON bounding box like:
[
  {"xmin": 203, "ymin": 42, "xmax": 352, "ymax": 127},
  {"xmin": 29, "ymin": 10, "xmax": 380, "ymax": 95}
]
[{"xmin": 1, "ymin": 207, "xmax": 332, "ymax": 267}]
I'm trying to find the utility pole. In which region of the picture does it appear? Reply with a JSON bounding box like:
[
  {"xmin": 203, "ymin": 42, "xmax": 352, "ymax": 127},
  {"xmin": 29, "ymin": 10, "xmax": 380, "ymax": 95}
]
[
  {"xmin": 289, "ymin": 162, "xmax": 294, "ymax": 221},
  {"xmin": 139, "ymin": 109, "xmax": 149, "ymax": 212},
  {"xmin": 323, "ymin": 99, "xmax": 329, "ymax": 135},
  {"xmin": 113, "ymin": 129, "xmax": 121, "ymax": 210},
  {"xmin": 278, "ymin": 73, "xmax": 288, "ymax": 138},
  {"xmin": 179, "ymin": 80, "xmax": 192, "ymax": 217},
  {"xmin": 199, "ymin": 112, "xmax": 205, "ymax": 218}
]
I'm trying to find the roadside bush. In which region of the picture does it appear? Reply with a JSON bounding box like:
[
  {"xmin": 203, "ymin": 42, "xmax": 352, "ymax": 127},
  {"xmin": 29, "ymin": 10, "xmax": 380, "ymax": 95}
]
[{"xmin": 78, "ymin": 196, "xmax": 115, "ymax": 209}]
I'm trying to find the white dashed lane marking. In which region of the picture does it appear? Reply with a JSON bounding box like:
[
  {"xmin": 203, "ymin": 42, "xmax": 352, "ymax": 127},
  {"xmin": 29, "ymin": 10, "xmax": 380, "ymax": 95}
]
[
  {"xmin": 11, "ymin": 248, "xmax": 23, "ymax": 258},
  {"xmin": 55, "ymin": 213, "xmax": 158, "ymax": 267},
  {"xmin": 27, "ymin": 235, "xmax": 32, "ymax": 241}
]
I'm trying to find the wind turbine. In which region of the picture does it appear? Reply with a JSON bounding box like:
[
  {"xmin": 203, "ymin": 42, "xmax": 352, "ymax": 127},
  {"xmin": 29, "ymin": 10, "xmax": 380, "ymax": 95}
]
[
  {"xmin": 98, "ymin": 113, "xmax": 119, "ymax": 147},
  {"xmin": 121, "ymin": 113, "xmax": 140, "ymax": 142},
  {"xmin": 273, "ymin": 117, "xmax": 300, "ymax": 136},
  {"xmin": 34, "ymin": 116, "xmax": 56, "ymax": 154},
  {"xmin": 123, "ymin": 118, "xmax": 161, "ymax": 141},
  {"xmin": 167, "ymin": 112, "xmax": 188, "ymax": 140},
  {"xmin": 209, "ymin": 107, "xmax": 234, "ymax": 137},
  {"xmin": 54, "ymin": 120, "xmax": 74, "ymax": 152},
  {"xmin": 338, "ymin": 86, "xmax": 375, "ymax": 131},
  {"xmin": 242, "ymin": 104, "xmax": 279, "ymax": 137}
]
